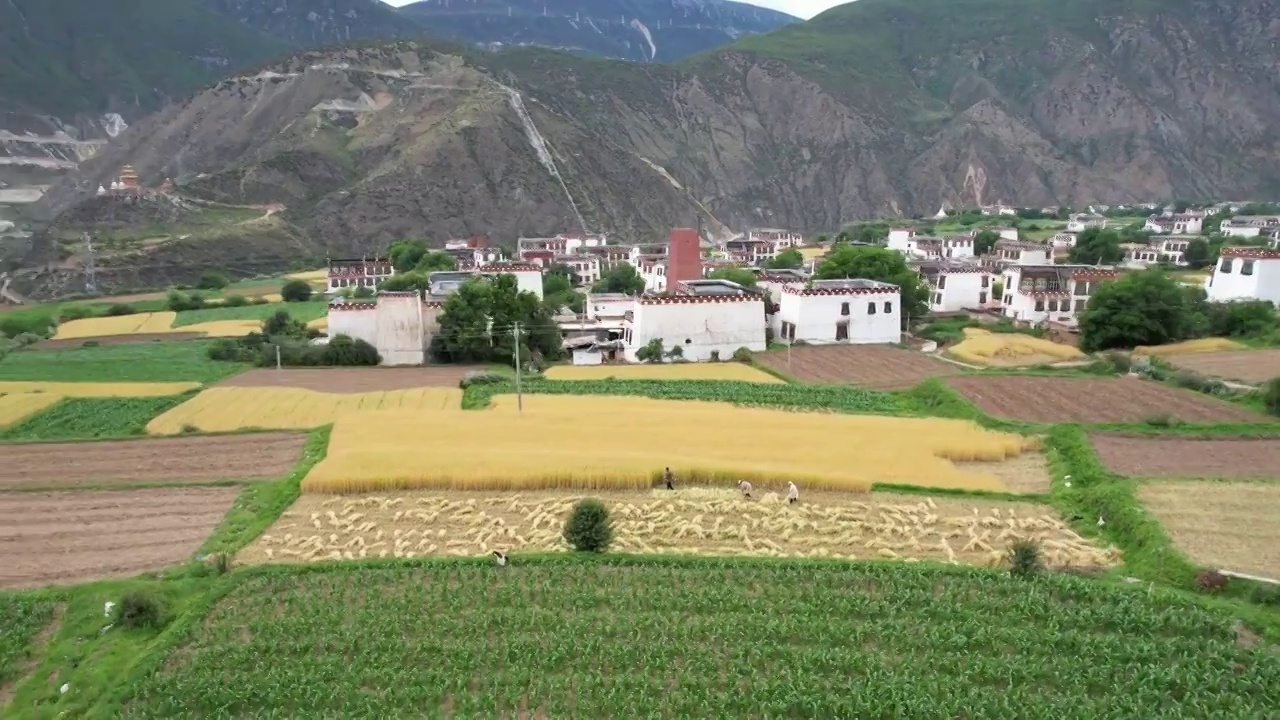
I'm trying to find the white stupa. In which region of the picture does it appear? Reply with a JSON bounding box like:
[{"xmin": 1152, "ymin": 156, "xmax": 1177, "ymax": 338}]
[
  {"xmin": 933, "ymin": 205, "xmax": 949, "ymax": 220},
  {"xmin": 96, "ymin": 185, "xmax": 107, "ymax": 196}
]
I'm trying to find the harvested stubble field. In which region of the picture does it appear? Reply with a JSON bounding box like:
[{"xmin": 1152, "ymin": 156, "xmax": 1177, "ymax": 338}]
[
  {"xmin": 543, "ymin": 363, "xmax": 782, "ymax": 383},
  {"xmin": 0, "ymin": 433, "xmax": 304, "ymax": 489},
  {"xmin": 0, "ymin": 487, "xmax": 239, "ymax": 589},
  {"xmin": 1137, "ymin": 481, "xmax": 1280, "ymax": 579},
  {"xmin": 218, "ymin": 366, "xmax": 482, "ymax": 392},
  {"xmin": 243, "ymin": 489, "xmax": 1118, "ymax": 569},
  {"xmin": 754, "ymin": 344, "xmax": 960, "ymax": 389},
  {"xmin": 1091, "ymin": 434, "xmax": 1280, "ymax": 479},
  {"xmin": 303, "ymin": 394, "xmax": 1038, "ymax": 494},
  {"xmin": 1162, "ymin": 348, "xmax": 1280, "ymax": 385},
  {"xmin": 146, "ymin": 386, "xmax": 462, "ymax": 434},
  {"xmin": 947, "ymin": 375, "xmax": 1266, "ymax": 424},
  {"xmin": 124, "ymin": 564, "xmax": 1279, "ymax": 717}
]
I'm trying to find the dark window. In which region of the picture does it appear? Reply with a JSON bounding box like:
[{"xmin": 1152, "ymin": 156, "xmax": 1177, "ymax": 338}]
[
  {"xmin": 840, "ymin": 302, "xmax": 850, "ymax": 316},
  {"xmin": 1035, "ymin": 300, "xmax": 1045, "ymax": 312},
  {"xmin": 937, "ymin": 276, "xmax": 947, "ymax": 289},
  {"xmin": 1048, "ymin": 300, "xmax": 1058, "ymax": 312},
  {"xmin": 1219, "ymin": 258, "xmax": 1233, "ymax": 274},
  {"xmin": 979, "ymin": 292, "xmax": 987, "ymax": 304},
  {"xmin": 1242, "ymin": 260, "xmax": 1255, "ymax": 276},
  {"xmin": 1074, "ymin": 299, "xmax": 1086, "ymax": 312},
  {"xmin": 934, "ymin": 293, "xmax": 942, "ymax": 305},
  {"xmin": 867, "ymin": 302, "xmax": 877, "ymax": 314},
  {"xmin": 883, "ymin": 301, "xmax": 892, "ymax": 313},
  {"xmin": 982, "ymin": 275, "xmax": 989, "ymax": 288},
  {"xmin": 836, "ymin": 321, "xmax": 849, "ymax": 341},
  {"xmin": 1075, "ymin": 281, "xmax": 1089, "ymax": 295},
  {"xmin": 1004, "ymin": 295, "xmax": 1012, "ymax": 305}
]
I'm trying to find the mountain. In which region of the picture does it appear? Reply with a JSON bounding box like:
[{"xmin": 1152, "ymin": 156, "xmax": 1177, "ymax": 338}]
[
  {"xmin": 198, "ymin": 0, "xmax": 425, "ymax": 47},
  {"xmin": 13, "ymin": 0, "xmax": 1280, "ymax": 297},
  {"xmin": 395, "ymin": 0, "xmax": 799, "ymax": 61}
]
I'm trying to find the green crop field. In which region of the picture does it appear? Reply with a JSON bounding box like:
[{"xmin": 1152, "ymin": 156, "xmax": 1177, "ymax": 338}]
[
  {"xmin": 121, "ymin": 561, "xmax": 1279, "ymax": 718},
  {"xmin": 172, "ymin": 300, "xmax": 329, "ymax": 327},
  {"xmin": 0, "ymin": 395, "xmax": 192, "ymax": 441},
  {"xmin": 0, "ymin": 596, "xmax": 57, "ymax": 692},
  {"xmin": 0, "ymin": 342, "xmax": 245, "ymax": 384}
]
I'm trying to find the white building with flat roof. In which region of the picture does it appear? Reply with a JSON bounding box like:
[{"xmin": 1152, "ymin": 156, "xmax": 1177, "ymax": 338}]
[
  {"xmin": 1206, "ymin": 247, "xmax": 1280, "ymax": 304},
  {"xmin": 1001, "ymin": 265, "xmax": 1118, "ymax": 325},
  {"xmin": 915, "ymin": 260, "xmax": 996, "ymax": 312},
  {"xmin": 622, "ymin": 284, "xmax": 766, "ymax": 362},
  {"xmin": 776, "ymin": 279, "xmax": 901, "ymax": 345}
]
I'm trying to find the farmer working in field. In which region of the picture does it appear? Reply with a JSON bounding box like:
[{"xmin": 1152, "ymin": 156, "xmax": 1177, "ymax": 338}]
[
  {"xmin": 738, "ymin": 480, "xmax": 753, "ymax": 499},
  {"xmin": 663, "ymin": 467, "xmax": 675, "ymax": 491}
]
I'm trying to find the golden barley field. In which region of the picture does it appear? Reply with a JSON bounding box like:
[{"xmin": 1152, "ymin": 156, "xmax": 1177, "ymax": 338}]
[
  {"xmin": 303, "ymin": 394, "xmax": 1038, "ymax": 494},
  {"xmin": 1133, "ymin": 338, "xmax": 1248, "ymax": 356},
  {"xmin": 241, "ymin": 489, "xmax": 1120, "ymax": 570},
  {"xmin": 146, "ymin": 386, "xmax": 463, "ymax": 434},
  {"xmin": 52, "ymin": 312, "xmax": 271, "ymax": 340},
  {"xmin": 949, "ymin": 328, "xmax": 1084, "ymax": 367},
  {"xmin": 285, "ymin": 269, "xmax": 329, "ymax": 283},
  {"xmin": 0, "ymin": 393, "xmax": 63, "ymax": 428},
  {"xmin": 544, "ymin": 363, "xmax": 783, "ymax": 383}
]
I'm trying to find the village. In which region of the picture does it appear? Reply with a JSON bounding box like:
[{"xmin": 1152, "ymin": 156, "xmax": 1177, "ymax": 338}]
[{"xmin": 318, "ymin": 202, "xmax": 1280, "ymax": 367}]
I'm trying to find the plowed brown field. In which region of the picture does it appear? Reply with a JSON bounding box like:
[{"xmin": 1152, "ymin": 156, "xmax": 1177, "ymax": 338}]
[
  {"xmin": 947, "ymin": 376, "xmax": 1266, "ymax": 424},
  {"xmin": 755, "ymin": 345, "xmax": 959, "ymax": 389},
  {"xmin": 1164, "ymin": 348, "xmax": 1280, "ymax": 385},
  {"xmin": 1091, "ymin": 434, "xmax": 1280, "ymax": 479},
  {"xmin": 0, "ymin": 487, "xmax": 239, "ymax": 589},
  {"xmin": 0, "ymin": 433, "xmax": 305, "ymax": 489},
  {"xmin": 218, "ymin": 367, "xmax": 486, "ymax": 392}
]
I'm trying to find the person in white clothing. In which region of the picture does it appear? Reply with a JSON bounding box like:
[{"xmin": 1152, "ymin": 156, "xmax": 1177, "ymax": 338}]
[
  {"xmin": 787, "ymin": 481, "xmax": 799, "ymax": 505},
  {"xmin": 738, "ymin": 480, "xmax": 753, "ymax": 499}
]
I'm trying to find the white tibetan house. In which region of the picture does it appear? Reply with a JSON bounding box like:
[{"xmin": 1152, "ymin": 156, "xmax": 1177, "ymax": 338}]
[{"xmin": 776, "ymin": 279, "xmax": 902, "ymax": 345}]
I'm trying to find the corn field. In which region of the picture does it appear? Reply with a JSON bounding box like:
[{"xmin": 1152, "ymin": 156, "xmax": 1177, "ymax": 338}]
[
  {"xmin": 544, "ymin": 363, "xmax": 783, "ymax": 383},
  {"xmin": 303, "ymin": 394, "xmax": 1036, "ymax": 493},
  {"xmin": 123, "ymin": 562, "xmax": 1280, "ymax": 717},
  {"xmin": 146, "ymin": 386, "xmax": 463, "ymax": 434}
]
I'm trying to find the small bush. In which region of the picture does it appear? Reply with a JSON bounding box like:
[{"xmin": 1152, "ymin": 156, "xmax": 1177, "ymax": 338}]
[
  {"xmin": 352, "ymin": 285, "xmax": 375, "ymax": 299},
  {"xmin": 1143, "ymin": 414, "xmax": 1180, "ymax": 428},
  {"xmin": 58, "ymin": 305, "xmax": 94, "ymax": 322},
  {"xmin": 322, "ymin": 334, "xmax": 380, "ymax": 366},
  {"xmin": 1102, "ymin": 351, "xmax": 1131, "ymax": 374},
  {"xmin": 1194, "ymin": 569, "xmax": 1229, "ymax": 593},
  {"xmin": 1250, "ymin": 584, "xmax": 1280, "ymax": 607},
  {"xmin": 116, "ymin": 590, "xmax": 164, "ymax": 629},
  {"xmin": 1007, "ymin": 539, "xmax": 1044, "ymax": 579},
  {"xmin": 1264, "ymin": 378, "xmax": 1280, "ymax": 417},
  {"xmin": 459, "ymin": 370, "xmax": 506, "ymax": 389},
  {"xmin": 105, "ymin": 303, "xmax": 137, "ymax": 316},
  {"xmin": 281, "ymin": 279, "xmax": 313, "ymax": 302},
  {"xmin": 0, "ymin": 310, "xmax": 55, "ymax": 339},
  {"xmin": 165, "ymin": 289, "xmax": 207, "ymax": 312},
  {"xmin": 563, "ymin": 499, "xmax": 613, "ymax": 553},
  {"xmin": 11, "ymin": 332, "xmax": 42, "ymax": 347},
  {"xmin": 1171, "ymin": 371, "xmax": 1208, "ymax": 392},
  {"xmin": 197, "ymin": 271, "xmax": 230, "ymax": 290},
  {"xmin": 732, "ymin": 346, "xmax": 753, "ymax": 362},
  {"xmin": 250, "ymin": 296, "xmax": 271, "ymax": 306},
  {"xmin": 222, "ymin": 294, "xmax": 249, "ymax": 307},
  {"xmin": 207, "ymin": 338, "xmax": 255, "ymax": 362}
]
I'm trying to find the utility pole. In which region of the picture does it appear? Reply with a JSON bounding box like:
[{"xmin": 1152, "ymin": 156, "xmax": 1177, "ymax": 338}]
[
  {"xmin": 82, "ymin": 232, "xmax": 98, "ymax": 295},
  {"xmin": 513, "ymin": 322, "xmax": 523, "ymax": 412}
]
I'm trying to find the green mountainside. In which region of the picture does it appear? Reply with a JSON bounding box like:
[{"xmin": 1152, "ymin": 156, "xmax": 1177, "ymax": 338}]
[{"xmin": 9, "ymin": 0, "xmax": 1280, "ymax": 296}]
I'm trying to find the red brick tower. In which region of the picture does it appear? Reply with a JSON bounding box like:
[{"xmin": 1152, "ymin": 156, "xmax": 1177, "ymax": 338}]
[{"xmin": 667, "ymin": 227, "xmax": 702, "ymax": 287}]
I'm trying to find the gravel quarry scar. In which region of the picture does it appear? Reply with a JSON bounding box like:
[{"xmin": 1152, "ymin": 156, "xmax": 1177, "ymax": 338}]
[
  {"xmin": 0, "ymin": 433, "xmax": 306, "ymax": 489},
  {"xmin": 0, "ymin": 487, "xmax": 239, "ymax": 589}
]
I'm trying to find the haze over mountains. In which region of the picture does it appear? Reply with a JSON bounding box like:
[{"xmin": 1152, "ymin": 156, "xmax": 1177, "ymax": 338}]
[{"xmin": 4, "ymin": 0, "xmax": 1280, "ymax": 295}]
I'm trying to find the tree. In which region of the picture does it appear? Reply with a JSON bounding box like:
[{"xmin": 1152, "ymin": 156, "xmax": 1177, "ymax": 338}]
[
  {"xmin": 434, "ymin": 275, "xmax": 563, "ymax": 365},
  {"xmin": 388, "ymin": 239, "xmax": 429, "ymax": 272},
  {"xmin": 1079, "ymin": 271, "xmax": 1203, "ymax": 351},
  {"xmin": 197, "ymin": 271, "xmax": 229, "ymax": 290},
  {"xmin": 707, "ymin": 267, "xmax": 757, "ymax": 287},
  {"xmin": 1206, "ymin": 300, "xmax": 1277, "ymax": 338},
  {"xmin": 380, "ymin": 272, "xmax": 430, "ymax": 293},
  {"xmin": 262, "ymin": 309, "xmax": 309, "ymax": 339},
  {"xmin": 592, "ymin": 264, "xmax": 646, "ymax": 294},
  {"xmin": 413, "ymin": 251, "xmax": 456, "ymax": 273},
  {"xmin": 280, "ymin": 279, "xmax": 313, "ymax": 302},
  {"xmin": 635, "ymin": 338, "xmax": 664, "ymax": 363},
  {"xmin": 766, "ymin": 248, "xmax": 804, "ymax": 269},
  {"xmin": 1070, "ymin": 228, "xmax": 1124, "ymax": 265},
  {"xmin": 847, "ymin": 223, "xmax": 889, "ymax": 245},
  {"xmin": 542, "ymin": 270, "xmax": 584, "ymax": 314},
  {"xmin": 546, "ymin": 264, "xmax": 581, "ymax": 286},
  {"xmin": 666, "ymin": 344, "xmax": 684, "ymax": 360},
  {"xmin": 814, "ymin": 245, "xmax": 929, "ymax": 323},
  {"xmin": 1183, "ymin": 238, "xmax": 1212, "ymax": 269},
  {"xmin": 563, "ymin": 499, "xmax": 613, "ymax": 552},
  {"xmin": 974, "ymin": 230, "xmax": 1000, "ymax": 256}
]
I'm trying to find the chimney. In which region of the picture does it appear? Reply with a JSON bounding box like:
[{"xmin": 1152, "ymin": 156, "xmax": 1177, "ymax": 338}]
[{"xmin": 667, "ymin": 227, "xmax": 701, "ymax": 286}]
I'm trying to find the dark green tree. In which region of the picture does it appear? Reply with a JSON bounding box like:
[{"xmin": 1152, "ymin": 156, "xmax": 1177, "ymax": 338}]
[
  {"xmin": 707, "ymin": 267, "xmax": 758, "ymax": 287},
  {"xmin": 1070, "ymin": 228, "xmax": 1124, "ymax": 265},
  {"xmin": 563, "ymin": 499, "xmax": 613, "ymax": 552},
  {"xmin": 197, "ymin": 271, "xmax": 229, "ymax": 290},
  {"xmin": 591, "ymin": 264, "xmax": 646, "ymax": 294},
  {"xmin": 434, "ymin": 275, "xmax": 562, "ymax": 365},
  {"xmin": 635, "ymin": 338, "xmax": 664, "ymax": 363},
  {"xmin": 766, "ymin": 248, "xmax": 805, "ymax": 269},
  {"xmin": 280, "ymin": 279, "xmax": 313, "ymax": 302},
  {"xmin": 543, "ymin": 270, "xmax": 585, "ymax": 314},
  {"xmin": 380, "ymin": 272, "xmax": 430, "ymax": 293},
  {"xmin": 814, "ymin": 245, "xmax": 929, "ymax": 323},
  {"xmin": 413, "ymin": 251, "xmax": 456, "ymax": 273},
  {"xmin": 1079, "ymin": 271, "xmax": 1202, "ymax": 351},
  {"xmin": 388, "ymin": 239, "xmax": 429, "ymax": 272},
  {"xmin": 974, "ymin": 230, "xmax": 1000, "ymax": 256},
  {"xmin": 1183, "ymin": 238, "xmax": 1212, "ymax": 269}
]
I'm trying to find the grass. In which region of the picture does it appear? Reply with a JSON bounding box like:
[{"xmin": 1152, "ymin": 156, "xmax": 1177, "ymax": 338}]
[
  {"xmin": 0, "ymin": 342, "xmax": 247, "ymax": 384},
  {"xmin": 172, "ymin": 300, "xmax": 328, "ymax": 328},
  {"xmin": 113, "ymin": 560, "xmax": 1280, "ymax": 717},
  {"xmin": 0, "ymin": 596, "xmax": 58, "ymax": 698},
  {"xmin": 0, "ymin": 395, "xmax": 194, "ymax": 442}
]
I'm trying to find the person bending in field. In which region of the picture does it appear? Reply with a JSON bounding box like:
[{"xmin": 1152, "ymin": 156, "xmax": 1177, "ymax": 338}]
[
  {"xmin": 787, "ymin": 481, "xmax": 799, "ymax": 505},
  {"xmin": 663, "ymin": 467, "xmax": 675, "ymax": 491},
  {"xmin": 738, "ymin": 480, "xmax": 753, "ymax": 499}
]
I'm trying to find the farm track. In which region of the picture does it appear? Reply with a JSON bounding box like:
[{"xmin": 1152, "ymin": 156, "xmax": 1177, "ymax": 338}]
[
  {"xmin": 1091, "ymin": 434, "xmax": 1280, "ymax": 479},
  {"xmin": 754, "ymin": 345, "xmax": 959, "ymax": 389},
  {"xmin": 218, "ymin": 367, "xmax": 486, "ymax": 392},
  {"xmin": 31, "ymin": 333, "xmax": 206, "ymax": 350},
  {"xmin": 1164, "ymin": 348, "xmax": 1280, "ymax": 385},
  {"xmin": 0, "ymin": 433, "xmax": 305, "ymax": 489},
  {"xmin": 0, "ymin": 487, "xmax": 239, "ymax": 589},
  {"xmin": 947, "ymin": 375, "xmax": 1266, "ymax": 423}
]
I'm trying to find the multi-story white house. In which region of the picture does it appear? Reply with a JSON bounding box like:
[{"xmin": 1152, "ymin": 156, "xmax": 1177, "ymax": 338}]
[
  {"xmin": 724, "ymin": 228, "xmax": 803, "ymax": 265},
  {"xmin": 981, "ymin": 204, "xmax": 1017, "ymax": 216},
  {"xmin": 1206, "ymin": 247, "xmax": 1280, "ymax": 304},
  {"xmin": 443, "ymin": 236, "xmax": 505, "ymax": 268},
  {"xmin": 1145, "ymin": 213, "xmax": 1203, "ymax": 235},
  {"xmin": 992, "ymin": 239, "xmax": 1052, "ymax": 266},
  {"xmin": 915, "ymin": 260, "xmax": 996, "ymax": 312},
  {"xmin": 1066, "ymin": 214, "xmax": 1107, "ymax": 233},
  {"xmin": 886, "ymin": 227, "xmax": 917, "ymax": 251},
  {"xmin": 776, "ymin": 279, "xmax": 901, "ymax": 345},
  {"xmin": 1001, "ymin": 265, "xmax": 1118, "ymax": 324},
  {"xmin": 326, "ymin": 257, "xmax": 395, "ymax": 294},
  {"xmin": 622, "ymin": 281, "xmax": 766, "ymax": 362},
  {"xmin": 993, "ymin": 227, "xmax": 1020, "ymax": 242},
  {"xmin": 1119, "ymin": 242, "xmax": 1161, "ymax": 269},
  {"xmin": 517, "ymin": 233, "xmax": 608, "ymax": 256},
  {"xmin": 1220, "ymin": 216, "xmax": 1280, "ymax": 238}
]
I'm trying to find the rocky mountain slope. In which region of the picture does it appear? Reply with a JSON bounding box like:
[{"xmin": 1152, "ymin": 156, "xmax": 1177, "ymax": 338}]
[
  {"xmin": 396, "ymin": 0, "xmax": 798, "ymax": 61},
  {"xmin": 15, "ymin": 0, "xmax": 1280, "ymax": 296},
  {"xmin": 198, "ymin": 0, "xmax": 425, "ymax": 47}
]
